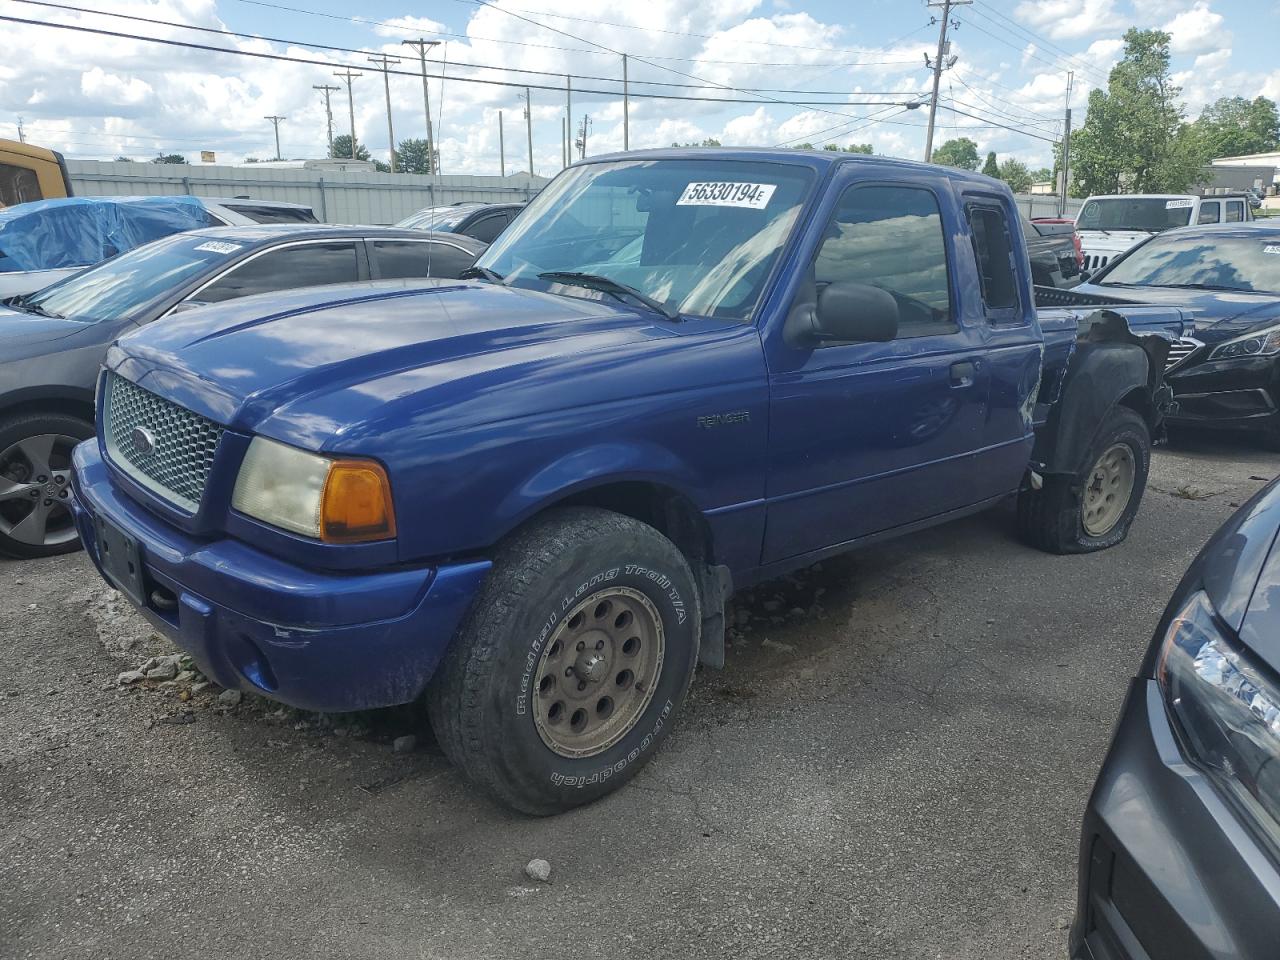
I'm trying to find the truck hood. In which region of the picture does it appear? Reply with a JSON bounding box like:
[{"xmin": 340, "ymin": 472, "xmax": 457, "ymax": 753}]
[
  {"xmin": 110, "ymin": 279, "xmax": 688, "ymax": 447},
  {"xmin": 1074, "ymin": 282, "xmax": 1280, "ymax": 343}
]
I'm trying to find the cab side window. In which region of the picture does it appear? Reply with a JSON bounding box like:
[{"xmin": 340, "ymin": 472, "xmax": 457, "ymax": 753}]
[
  {"xmin": 967, "ymin": 205, "xmax": 1020, "ymax": 313},
  {"xmin": 0, "ymin": 163, "xmax": 43, "ymax": 208},
  {"xmin": 1226, "ymin": 200, "xmax": 1245, "ymax": 223},
  {"xmin": 813, "ymin": 185, "xmax": 953, "ymax": 337},
  {"xmin": 1198, "ymin": 201, "xmax": 1221, "ymax": 224},
  {"xmin": 466, "ymin": 214, "xmax": 508, "ymax": 244},
  {"xmin": 198, "ymin": 242, "xmax": 360, "ymax": 303},
  {"xmin": 374, "ymin": 240, "xmax": 476, "ymax": 279}
]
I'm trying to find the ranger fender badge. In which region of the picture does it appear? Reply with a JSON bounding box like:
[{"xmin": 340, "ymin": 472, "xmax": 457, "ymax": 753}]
[{"xmin": 697, "ymin": 411, "xmax": 751, "ymax": 429}]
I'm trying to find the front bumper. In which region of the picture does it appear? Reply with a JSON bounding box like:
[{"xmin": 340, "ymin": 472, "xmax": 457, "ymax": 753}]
[
  {"xmin": 1166, "ymin": 355, "xmax": 1280, "ymax": 434},
  {"xmin": 71, "ymin": 440, "xmax": 490, "ymax": 713},
  {"xmin": 1071, "ymin": 679, "xmax": 1280, "ymax": 960}
]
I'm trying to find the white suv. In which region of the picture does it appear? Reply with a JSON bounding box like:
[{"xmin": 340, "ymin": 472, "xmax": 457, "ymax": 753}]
[{"xmin": 1076, "ymin": 193, "xmax": 1253, "ymax": 273}]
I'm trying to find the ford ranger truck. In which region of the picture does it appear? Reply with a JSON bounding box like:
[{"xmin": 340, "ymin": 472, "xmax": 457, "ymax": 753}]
[{"xmin": 70, "ymin": 150, "xmax": 1185, "ymax": 815}]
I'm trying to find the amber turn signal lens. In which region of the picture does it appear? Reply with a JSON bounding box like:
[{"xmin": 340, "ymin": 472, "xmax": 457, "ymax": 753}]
[{"xmin": 320, "ymin": 459, "xmax": 396, "ymax": 543}]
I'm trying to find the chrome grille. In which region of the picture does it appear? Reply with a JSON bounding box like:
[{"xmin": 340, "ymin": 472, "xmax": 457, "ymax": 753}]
[
  {"xmin": 1165, "ymin": 337, "xmax": 1202, "ymax": 371},
  {"xmin": 104, "ymin": 373, "xmax": 225, "ymax": 512}
]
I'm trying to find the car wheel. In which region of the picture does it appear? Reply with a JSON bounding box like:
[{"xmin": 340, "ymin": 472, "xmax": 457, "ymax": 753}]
[
  {"xmin": 0, "ymin": 412, "xmax": 93, "ymax": 559},
  {"xmin": 427, "ymin": 507, "xmax": 700, "ymax": 815},
  {"xmin": 1017, "ymin": 406, "xmax": 1150, "ymax": 554}
]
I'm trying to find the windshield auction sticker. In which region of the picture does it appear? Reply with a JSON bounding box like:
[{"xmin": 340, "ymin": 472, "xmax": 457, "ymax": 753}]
[
  {"xmin": 1164, "ymin": 199, "xmax": 1195, "ymax": 209},
  {"xmin": 676, "ymin": 182, "xmax": 776, "ymax": 209},
  {"xmin": 192, "ymin": 241, "xmax": 243, "ymax": 254}
]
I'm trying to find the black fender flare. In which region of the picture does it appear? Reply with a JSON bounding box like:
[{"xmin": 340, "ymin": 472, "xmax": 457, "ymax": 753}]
[{"xmin": 1033, "ymin": 310, "xmax": 1170, "ymax": 477}]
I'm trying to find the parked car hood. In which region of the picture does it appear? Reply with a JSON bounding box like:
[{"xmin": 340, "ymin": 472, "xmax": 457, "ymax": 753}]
[
  {"xmin": 1074, "ymin": 282, "xmax": 1280, "ymax": 343},
  {"xmin": 109, "ymin": 279, "xmax": 711, "ymax": 450},
  {"xmin": 1223, "ymin": 480, "xmax": 1280, "ymax": 676}
]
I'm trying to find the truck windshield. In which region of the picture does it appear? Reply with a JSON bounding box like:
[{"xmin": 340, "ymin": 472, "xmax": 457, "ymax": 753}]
[
  {"xmin": 1098, "ymin": 232, "xmax": 1280, "ymax": 295},
  {"xmin": 1076, "ymin": 198, "xmax": 1194, "ymax": 232},
  {"xmin": 20, "ymin": 233, "xmax": 234, "ymax": 322},
  {"xmin": 475, "ymin": 159, "xmax": 815, "ymax": 321}
]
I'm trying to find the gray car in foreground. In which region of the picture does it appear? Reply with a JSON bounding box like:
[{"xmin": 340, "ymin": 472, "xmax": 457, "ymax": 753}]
[
  {"xmin": 1073, "ymin": 478, "xmax": 1280, "ymax": 958},
  {"xmin": 0, "ymin": 223, "xmax": 484, "ymax": 558}
]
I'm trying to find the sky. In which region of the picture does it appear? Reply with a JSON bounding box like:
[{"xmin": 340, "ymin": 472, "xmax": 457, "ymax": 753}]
[{"xmin": 2, "ymin": 0, "xmax": 1278, "ymax": 175}]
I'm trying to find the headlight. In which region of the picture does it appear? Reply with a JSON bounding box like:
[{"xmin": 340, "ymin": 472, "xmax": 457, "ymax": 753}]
[
  {"xmin": 1157, "ymin": 590, "xmax": 1280, "ymax": 846},
  {"xmin": 1208, "ymin": 323, "xmax": 1280, "ymax": 361},
  {"xmin": 231, "ymin": 436, "xmax": 396, "ymax": 543}
]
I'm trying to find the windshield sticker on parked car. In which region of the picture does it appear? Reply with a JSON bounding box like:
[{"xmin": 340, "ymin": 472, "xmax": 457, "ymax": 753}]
[
  {"xmin": 1265, "ymin": 245, "xmax": 1280, "ymax": 255},
  {"xmin": 676, "ymin": 182, "xmax": 777, "ymax": 209},
  {"xmin": 1164, "ymin": 199, "xmax": 1195, "ymax": 209},
  {"xmin": 192, "ymin": 241, "xmax": 243, "ymax": 255}
]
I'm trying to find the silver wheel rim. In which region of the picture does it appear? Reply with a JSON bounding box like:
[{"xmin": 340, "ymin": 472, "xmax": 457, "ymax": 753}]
[
  {"xmin": 1082, "ymin": 442, "xmax": 1135, "ymax": 537},
  {"xmin": 532, "ymin": 586, "xmax": 665, "ymax": 759},
  {"xmin": 0, "ymin": 433, "xmax": 80, "ymax": 547}
]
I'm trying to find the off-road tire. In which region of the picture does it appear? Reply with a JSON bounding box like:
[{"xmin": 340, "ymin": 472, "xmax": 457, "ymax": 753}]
[
  {"xmin": 1018, "ymin": 406, "xmax": 1150, "ymax": 555},
  {"xmin": 426, "ymin": 507, "xmax": 701, "ymax": 815},
  {"xmin": 0, "ymin": 411, "xmax": 94, "ymax": 559}
]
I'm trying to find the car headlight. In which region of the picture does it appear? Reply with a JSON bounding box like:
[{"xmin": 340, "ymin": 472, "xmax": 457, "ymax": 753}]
[
  {"xmin": 1157, "ymin": 590, "xmax": 1280, "ymax": 846},
  {"xmin": 1207, "ymin": 323, "xmax": 1280, "ymax": 361},
  {"xmin": 231, "ymin": 436, "xmax": 396, "ymax": 543}
]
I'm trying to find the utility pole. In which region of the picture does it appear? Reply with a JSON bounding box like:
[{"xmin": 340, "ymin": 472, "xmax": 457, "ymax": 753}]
[
  {"xmin": 367, "ymin": 54, "xmax": 401, "ymax": 172},
  {"xmin": 333, "ymin": 68, "xmax": 362, "ymax": 159},
  {"xmin": 498, "ymin": 110, "xmax": 506, "ymax": 177},
  {"xmin": 923, "ymin": 0, "xmax": 970, "ymax": 163},
  {"xmin": 16, "ymin": 116, "xmax": 25, "ymax": 143},
  {"xmin": 264, "ymin": 115, "xmax": 286, "ymax": 161},
  {"xmin": 577, "ymin": 114, "xmax": 591, "ymax": 160},
  {"xmin": 622, "ymin": 54, "xmax": 629, "ymax": 151},
  {"xmin": 519, "ymin": 87, "xmax": 534, "ymax": 176},
  {"xmin": 402, "ymin": 39, "xmax": 440, "ymax": 174},
  {"xmin": 313, "ymin": 85, "xmax": 340, "ymax": 158},
  {"xmin": 1059, "ymin": 71, "xmax": 1074, "ymax": 217},
  {"xmin": 561, "ymin": 117, "xmax": 567, "ymax": 169},
  {"xmin": 565, "ymin": 76, "xmax": 572, "ymax": 167}
]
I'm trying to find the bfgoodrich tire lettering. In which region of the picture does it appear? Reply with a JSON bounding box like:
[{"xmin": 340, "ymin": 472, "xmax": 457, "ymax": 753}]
[
  {"xmin": 426, "ymin": 507, "xmax": 700, "ymax": 815},
  {"xmin": 1017, "ymin": 405, "xmax": 1151, "ymax": 554}
]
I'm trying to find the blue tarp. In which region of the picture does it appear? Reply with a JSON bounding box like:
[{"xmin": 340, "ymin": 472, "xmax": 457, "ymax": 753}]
[{"xmin": 0, "ymin": 196, "xmax": 215, "ymax": 273}]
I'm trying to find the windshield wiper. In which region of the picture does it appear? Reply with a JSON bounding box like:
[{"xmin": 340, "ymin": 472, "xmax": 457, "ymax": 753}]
[
  {"xmin": 4, "ymin": 296, "xmax": 63, "ymax": 319},
  {"xmin": 538, "ymin": 271, "xmax": 681, "ymax": 322},
  {"xmin": 1159, "ymin": 282, "xmax": 1242, "ymax": 292},
  {"xmin": 458, "ymin": 265, "xmax": 506, "ymax": 284}
]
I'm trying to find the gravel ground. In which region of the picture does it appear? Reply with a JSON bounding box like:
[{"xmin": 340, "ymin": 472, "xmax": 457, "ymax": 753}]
[{"xmin": 1, "ymin": 435, "xmax": 1276, "ymax": 960}]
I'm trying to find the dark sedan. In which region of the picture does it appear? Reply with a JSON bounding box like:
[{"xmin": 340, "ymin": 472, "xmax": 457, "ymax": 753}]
[
  {"xmin": 1072, "ymin": 479, "xmax": 1280, "ymax": 960},
  {"xmin": 396, "ymin": 202, "xmax": 526, "ymax": 243},
  {"xmin": 1074, "ymin": 223, "xmax": 1280, "ymax": 444},
  {"xmin": 0, "ymin": 224, "xmax": 484, "ymax": 558}
]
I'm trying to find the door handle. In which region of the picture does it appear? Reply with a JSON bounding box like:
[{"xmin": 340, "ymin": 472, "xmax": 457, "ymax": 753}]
[{"xmin": 950, "ymin": 360, "xmax": 977, "ymax": 388}]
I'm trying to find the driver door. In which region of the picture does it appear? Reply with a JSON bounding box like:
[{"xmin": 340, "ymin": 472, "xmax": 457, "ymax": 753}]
[{"xmin": 762, "ymin": 178, "xmax": 992, "ymax": 563}]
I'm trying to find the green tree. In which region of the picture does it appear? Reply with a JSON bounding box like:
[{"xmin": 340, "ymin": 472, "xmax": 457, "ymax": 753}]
[
  {"xmin": 396, "ymin": 138, "xmax": 437, "ymax": 174},
  {"xmin": 670, "ymin": 138, "xmax": 722, "ymax": 147},
  {"xmin": 1032, "ymin": 167, "xmax": 1053, "ymax": 182},
  {"xmin": 997, "ymin": 157, "xmax": 1033, "ymax": 193},
  {"xmin": 329, "ymin": 135, "xmax": 372, "ymax": 161},
  {"xmin": 931, "ymin": 137, "xmax": 980, "ymax": 171},
  {"xmin": 981, "ymin": 151, "xmax": 1000, "ymax": 177},
  {"xmin": 1191, "ymin": 96, "xmax": 1280, "ymax": 158},
  {"xmin": 113, "ymin": 155, "xmax": 133, "ymax": 163},
  {"xmin": 151, "ymin": 153, "xmax": 188, "ymax": 164},
  {"xmin": 1070, "ymin": 28, "xmax": 1205, "ymax": 195},
  {"xmin": 822, "ymin": 142, "xmax": 874, "ymax": 153}
]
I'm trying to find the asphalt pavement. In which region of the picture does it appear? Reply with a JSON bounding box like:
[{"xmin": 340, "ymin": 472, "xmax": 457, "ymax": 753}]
[{"xmin": 2, "ymin": 435, "xmax": 1276, "ymax": 960}]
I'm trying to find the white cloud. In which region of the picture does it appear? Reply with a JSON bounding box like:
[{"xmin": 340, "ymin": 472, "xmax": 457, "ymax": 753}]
[
  {"xmin": 1012, "ymin": 0, "xmax": 1122, "ymax": 40},
  {"xmin": 1162, "ymin": 2, "xmax": 1228, "ymax": 55}
]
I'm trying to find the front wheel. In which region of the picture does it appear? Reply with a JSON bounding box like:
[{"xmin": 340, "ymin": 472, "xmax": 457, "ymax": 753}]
[
  {"xmin": 0, "ymin": 412, "xmax": 94, "ymax": 559},
  {"xmin": 427, "ymin": 507, "xmax": 700, "ymax": 815},
  {"xmin": 1017, "ymin": 406, "xmax": 1151, "ymax": 554}
]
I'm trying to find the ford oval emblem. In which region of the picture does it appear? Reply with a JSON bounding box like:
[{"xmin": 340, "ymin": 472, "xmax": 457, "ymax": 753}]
[{"xmin": 131, "ymin": 426, "xmax": 156, "ymax": 457}]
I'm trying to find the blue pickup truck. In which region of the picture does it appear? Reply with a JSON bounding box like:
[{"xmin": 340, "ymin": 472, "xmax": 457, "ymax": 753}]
[{"xmin": 70, "ymin": 149, "xmax": 1185, "ymax": 814}]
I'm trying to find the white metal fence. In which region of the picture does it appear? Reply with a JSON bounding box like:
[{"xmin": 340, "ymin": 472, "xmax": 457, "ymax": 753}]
[
  {"xmin": 64, "ymin": 159, "xmax": 550, "ymax": 225},
  {"xmin": 1012, "ymin": 194, "xmax": 1083, "ymax": 219}
]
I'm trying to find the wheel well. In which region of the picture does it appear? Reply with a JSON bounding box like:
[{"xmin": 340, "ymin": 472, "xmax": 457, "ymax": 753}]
[
  {"xmin": 1117, "ymin": 385, "xmax": 1155, "ymax": 427},
  {"xmin": 0, "ymin": 395, "xmax": 95, "ymax": 427},
  {"xmin": 556, "ymin": 482, "xmax": 713, "ymax": 566}
]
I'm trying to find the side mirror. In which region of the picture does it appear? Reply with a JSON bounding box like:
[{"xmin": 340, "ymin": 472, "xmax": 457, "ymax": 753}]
[{"xmin": 812, "ymin": 282, "xmax": 899, "ymax": 342}]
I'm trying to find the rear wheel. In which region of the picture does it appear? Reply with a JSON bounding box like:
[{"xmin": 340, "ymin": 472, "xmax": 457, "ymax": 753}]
[
  {"xmin": 427, "ymin": 507, "xmax": 700, "ymax": 815},
  {"xmin": 1017, "ymin": 406, "xmax": 1150, "ymax": 554},
  {"xmin": 0, "ymin": 412, "xmax": 93, "ymax": 559}
]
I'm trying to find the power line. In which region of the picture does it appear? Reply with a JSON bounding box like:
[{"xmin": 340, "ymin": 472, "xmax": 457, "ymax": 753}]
[
  {"xmin": 0, "ymin": 13, "xmax": 918, "ymax": 108},
  {"xmin": 949, "ymin": 73, "xmax": 1060, "ymax": 127},
  {"xmin": 968, "ymin": 0, "xmax": 1110, "ymax": 86},
  {"xmin": 938, "ymin": 102, "xmax": 1059, "ymax": 143},
  {"xmin": 958, "ymin": 5, "xmax": 1109, "ymax": 87}
]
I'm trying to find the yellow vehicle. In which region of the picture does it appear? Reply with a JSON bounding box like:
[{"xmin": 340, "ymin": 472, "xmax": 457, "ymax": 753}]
[{"xmin": 0, "ymin": 139, "xmax": 72, "ymax": 208}]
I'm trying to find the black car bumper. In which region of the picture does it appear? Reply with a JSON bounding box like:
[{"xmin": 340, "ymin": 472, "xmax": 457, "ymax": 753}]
[
  {"xmin": 1166, "ymin": 355, "xmax": 1280, "ymax": 434},
  {"xmin": 1071, "ymin": 679, "xmax": 1280, "ymax": 960}
]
